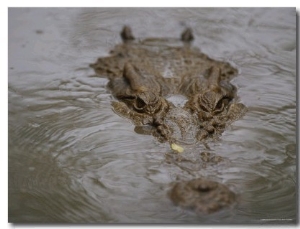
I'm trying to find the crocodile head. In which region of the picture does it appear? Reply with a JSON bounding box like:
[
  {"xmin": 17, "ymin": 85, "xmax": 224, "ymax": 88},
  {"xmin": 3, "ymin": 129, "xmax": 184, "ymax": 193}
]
[{"xmin": 91, "ymin": 26, "xmax": 246, "ymax": 145}]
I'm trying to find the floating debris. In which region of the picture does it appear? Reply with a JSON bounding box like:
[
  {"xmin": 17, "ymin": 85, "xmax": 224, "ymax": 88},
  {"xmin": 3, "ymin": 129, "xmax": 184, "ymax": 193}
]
[{"xmin": 171, "ymin": 143, "xmax": 184, "ymax": 153}]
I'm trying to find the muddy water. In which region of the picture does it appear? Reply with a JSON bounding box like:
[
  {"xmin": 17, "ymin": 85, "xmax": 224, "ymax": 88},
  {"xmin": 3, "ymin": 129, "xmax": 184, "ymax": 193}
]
[{"xmin": 8, "ymin": 8, "xmax": 296, "ymax": 223}]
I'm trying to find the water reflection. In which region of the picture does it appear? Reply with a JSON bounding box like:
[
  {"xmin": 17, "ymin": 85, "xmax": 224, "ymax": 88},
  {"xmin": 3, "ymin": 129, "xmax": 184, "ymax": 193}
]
[{"xmin": 8, "ymin": 8, "xmax": 296, "ymax": 223}]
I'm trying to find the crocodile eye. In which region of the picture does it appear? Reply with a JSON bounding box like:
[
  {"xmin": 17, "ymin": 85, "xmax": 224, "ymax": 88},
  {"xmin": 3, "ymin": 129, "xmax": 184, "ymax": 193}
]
[
  {"xmin": 136, "ymin": 97, "xmax": 146, "ymax": 109},
  {"xmin": 215, "ymin": 97, "xmax": 230, "ymax": 112}
]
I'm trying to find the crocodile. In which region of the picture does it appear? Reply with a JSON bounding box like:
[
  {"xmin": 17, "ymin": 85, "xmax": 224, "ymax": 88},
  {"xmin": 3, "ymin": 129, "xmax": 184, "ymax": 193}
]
[{"xmin": 90, "ymin": 26, "xmax": 247, "ymax": 214}]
